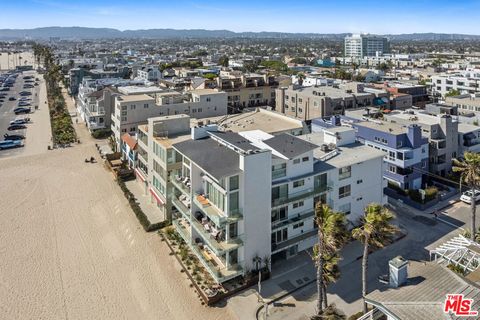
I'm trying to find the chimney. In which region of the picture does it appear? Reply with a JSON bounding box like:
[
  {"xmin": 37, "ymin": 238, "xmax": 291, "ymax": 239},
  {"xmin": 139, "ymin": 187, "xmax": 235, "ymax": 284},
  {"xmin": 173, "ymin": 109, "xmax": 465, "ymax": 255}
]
[{"xmin": 389, "ymin": 256, "xmax": 408, "ymax": 288}]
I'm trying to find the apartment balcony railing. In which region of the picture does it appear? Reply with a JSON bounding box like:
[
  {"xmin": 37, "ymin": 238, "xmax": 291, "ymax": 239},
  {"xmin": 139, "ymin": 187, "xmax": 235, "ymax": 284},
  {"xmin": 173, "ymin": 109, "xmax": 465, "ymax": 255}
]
[
  {"xmin": 272, "ymin": 229, "xmax": 318, "ymax": 254},
  {"xmin": 173, "ymin": 218, "xmax": 192, "ymax": 242},
  {"xmin": 172, "ymin": 197, "xmax": 191, "ymax": 220},
  {"xmin": 272, "ymin": 208, "xmax": 315, "ymax": 230},
  {"xmin": 272, "ymin": 168, "xmax": 287, "ymax": 180},
  {"xmin": 189, "ymin": 240, "xmax": 244, "ymax": 283},
  {"xmin": 190, "ymin": 217, "xmax": 243, "ymax": 255},
  {"xmin": 272, "ymin": 184, "xmax": 330, "ymax": 207},
  {"xmin": 193, "ymin": 193, "xmax": 243, "ymax": 226},
  {"xmin": 171, "ymin": 171, "xmax": 191, "ymax": 196},
  {"xmin": 338, "ymin": 171, "xmax": 352, "ymax": 180}
]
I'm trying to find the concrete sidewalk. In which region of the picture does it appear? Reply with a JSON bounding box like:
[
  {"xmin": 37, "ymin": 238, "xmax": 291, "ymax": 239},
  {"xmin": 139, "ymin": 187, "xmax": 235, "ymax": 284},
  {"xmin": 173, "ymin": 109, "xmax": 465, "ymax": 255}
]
[{"xmin": 125, "ymin": 180, "xmax": 165, "ymax": 224}]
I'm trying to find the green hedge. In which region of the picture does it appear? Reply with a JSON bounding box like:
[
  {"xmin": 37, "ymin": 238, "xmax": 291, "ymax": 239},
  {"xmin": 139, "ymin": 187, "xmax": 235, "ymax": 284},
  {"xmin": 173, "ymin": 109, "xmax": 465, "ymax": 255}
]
[
  {"xmin": 117, "ymin": 179, "xmax": 169, "ymax": 232},
  {"xmin": 92, "ymin": 129, "xmax": 112, "ymax": 139}
]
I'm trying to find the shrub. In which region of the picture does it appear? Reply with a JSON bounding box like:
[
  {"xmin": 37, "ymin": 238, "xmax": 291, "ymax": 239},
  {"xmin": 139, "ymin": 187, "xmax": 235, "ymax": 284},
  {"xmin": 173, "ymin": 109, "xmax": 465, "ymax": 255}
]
[{"xmin": 92, "ymin": 129, "xmax": 112, "ymax": 139}]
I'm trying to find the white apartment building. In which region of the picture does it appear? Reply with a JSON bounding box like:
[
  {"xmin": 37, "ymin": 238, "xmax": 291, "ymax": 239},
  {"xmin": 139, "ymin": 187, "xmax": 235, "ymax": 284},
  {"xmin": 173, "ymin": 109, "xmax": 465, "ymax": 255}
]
[
  {"xmin": 344, "ymin": 34, "xmax": 390, "ymax": 59},
  {"xmin": 169, "ymin": 125, "xmax": 386, "ymax": 283},
  {"xmin": 137, "ymin": 66, "xmax": 161, "ymax": 82},
  {"xmin": 431, "ymin": 69, "xmax": 480, "ymax": 97},
  {"xmin": 112, "ymin": 89, "xmax": 228, "ymax": 148}
]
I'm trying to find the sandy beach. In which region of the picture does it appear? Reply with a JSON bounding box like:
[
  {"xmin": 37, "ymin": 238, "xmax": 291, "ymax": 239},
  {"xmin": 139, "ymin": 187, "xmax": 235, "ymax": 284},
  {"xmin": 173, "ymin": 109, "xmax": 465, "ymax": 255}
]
[{"xmin": 0, "ymin": 89, "xmax": 236, "ymax": 319}]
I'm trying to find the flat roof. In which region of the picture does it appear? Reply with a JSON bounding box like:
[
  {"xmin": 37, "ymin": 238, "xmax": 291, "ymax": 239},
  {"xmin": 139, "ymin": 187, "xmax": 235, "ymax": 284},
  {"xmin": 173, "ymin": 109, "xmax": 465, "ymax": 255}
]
[
  {"xmin": 366, "ymin": 261, "xmax": 480, "ymax": 320},
  {"xmin": 298, "ymin": 132, "xmax": 385, "ymax": 167},
  {"xmin": 116, "ymin": 94, "xmax": 155, "ymax": 102},
  {"xmin": 458, "ymin": 123, "xmax": 480, "ymax": 134},
  {"xmin": 214, "ymin": 109, "xmax": 304, "ymax": 134},
  {"xmin": 355, "ymin": 120, "xmax": 408, "ymax": 135},
  {"xmin": 263, "ymin": 133, "xmax": 317, "ymax": 159},
  {"xmin": 173, "ymin": 137, "xmax": 242, "ymax": 181}
]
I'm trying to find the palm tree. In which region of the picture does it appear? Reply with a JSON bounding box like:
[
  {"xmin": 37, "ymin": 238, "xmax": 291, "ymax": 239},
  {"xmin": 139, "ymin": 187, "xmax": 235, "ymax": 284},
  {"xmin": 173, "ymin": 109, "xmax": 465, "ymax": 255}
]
[
  {"xmin": 311, "ymin": 303, "xmax": 346, "ymax": 320},
  {"xmin": 313, "ymin": 203, "xmax": 348, "ymax": 315},
  {"xmin": 312, "ymin": 249, "xmax": 341, "ymax": 309},
  {"xmin": 352, "ymin": 203, "xmax": 398, "ymax": 314},
  {"xmin": 453, "ymin": 152, "xmax": 480, "ymax": 241}
]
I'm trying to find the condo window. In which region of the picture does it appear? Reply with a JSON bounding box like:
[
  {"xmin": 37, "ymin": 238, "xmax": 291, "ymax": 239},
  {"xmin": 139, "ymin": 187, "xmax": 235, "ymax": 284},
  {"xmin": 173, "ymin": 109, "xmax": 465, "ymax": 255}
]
[
  {"xmin": 229, "ymin": 192, "xmax": 239, "ymax": 213},
  {"xmin": 144, "ymin": 103, "xmax": 149, "ymax": 108},
  {"xmin": 302, "ymin": 156, "xmax": 309, "ymax": 162},
  {"xmin": 293, "ymin": 200, "xmax": 304, "ymax": 208},
  {"xmin": 271, "ymin": 207, "xmax": 287, "ymax": 223},
  {"xmin": 130, "ymin": 104, "xmax": 136, "ymax": 110},
  {"xmin": 229, "ymin": 175, "xmax": 239, "ymax": 191},
  {"xmin": 338, "ymin": 166, "xmax": 351, "ymax": 180},
  {"xmin": 293, "ymin": 221, "xmax": 304, "ymax": 229},
  {"xmin": 339, "ymin": 185, "xmax": 351, "ymax": 199},
  {"xmin": 293, "ymin": 180, "xmax": 305, "ymax": 188},
  {"xmin": 293, "ymin": 158, "xmax": 301, "ymax": 164}
]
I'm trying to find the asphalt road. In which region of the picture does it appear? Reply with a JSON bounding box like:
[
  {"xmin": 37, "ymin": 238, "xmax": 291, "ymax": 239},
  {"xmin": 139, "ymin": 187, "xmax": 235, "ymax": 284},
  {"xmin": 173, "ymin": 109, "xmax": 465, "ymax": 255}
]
[{"xmin": 0, "ymin": 70, "xmax": 40, "ymax": 155}]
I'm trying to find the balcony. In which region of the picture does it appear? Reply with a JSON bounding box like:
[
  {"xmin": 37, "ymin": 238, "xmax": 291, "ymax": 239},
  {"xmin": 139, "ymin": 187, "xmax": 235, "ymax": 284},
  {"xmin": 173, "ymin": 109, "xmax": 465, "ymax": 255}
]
[
  {"xmin": 171, "ymin": 171, "xmax": 191, "ymax": 196},
  {"xmin": 172, "ymin": 196, "xmax": 191, "ymax": 219},
  {"xmin": 193, "ymin": 193, "xmax": 243, "ymax": 226},
  {"xmin": 272, "ymin": 229, "xmax": 318, "ymax": 254},
  {"xmin": 272, "ymin": 184, "xmax": 330, "ymax": 207},
  {"xmin": 189, "ymin": 240, "xmax": 244, "ymax": 283},
  {"xmin": 190, "ymin": 217, "xmax": 243, "ymax": 255},
  {"xmin": 272, "ymin": 208, "xmax": 315, "ymax": 230},
  {"xmin": 173, "ymin": 217, "xmax": 243, "ymax": 283},
  {"xmin": 272, "ymin": 168, "xmax": 287, "ymax": 180}
]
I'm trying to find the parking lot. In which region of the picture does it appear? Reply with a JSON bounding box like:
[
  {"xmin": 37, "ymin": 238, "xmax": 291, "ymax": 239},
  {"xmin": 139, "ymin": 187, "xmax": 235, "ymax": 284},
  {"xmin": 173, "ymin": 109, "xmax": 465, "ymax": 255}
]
[{"xmin": 0, "ymin": 66, "xmax": 51, "ymax": 158}]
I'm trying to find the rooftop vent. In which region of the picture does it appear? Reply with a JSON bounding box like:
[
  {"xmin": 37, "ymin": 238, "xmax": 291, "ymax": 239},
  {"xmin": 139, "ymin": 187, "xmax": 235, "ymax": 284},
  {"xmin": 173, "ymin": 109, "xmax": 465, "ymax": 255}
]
[{"xmin": 389, "ymin": 256, "xmax": 408, "ymax": 288}]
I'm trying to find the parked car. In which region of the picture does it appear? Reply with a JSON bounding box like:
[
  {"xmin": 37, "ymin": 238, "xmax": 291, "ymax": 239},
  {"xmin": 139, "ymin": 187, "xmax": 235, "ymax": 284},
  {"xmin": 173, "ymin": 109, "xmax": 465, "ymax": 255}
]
[
  {"xmin": 17, "ymin": 101, "xmax": 31, "ymax": 107},
  {"xmin": 8, "ymin": 96, "xmax": 16, "ymax": 101},
  {"xmin": 10, "ymin": 118, "xmax": 30, "ymax": 125},
  {"xmin": 19, "ymin": 91, "xmax": 31, "ymax": 96},
  {"xmin": 0, "ymin": 140, "xmax": 23, "ymax": 150},
  {"xmin": 14, "ymin": 107, "xmax": 31, "ymax": 115},
  {"xmin": 4, "ymin": 133, "xmax": 25, "ymax": 140},
  {"xmin": 460, "ymin": 190, "xmax": 480, "ymax": 204},
  {"xmin": 7, "ymin": 124, "xmax": 27, "ymax": 131}
]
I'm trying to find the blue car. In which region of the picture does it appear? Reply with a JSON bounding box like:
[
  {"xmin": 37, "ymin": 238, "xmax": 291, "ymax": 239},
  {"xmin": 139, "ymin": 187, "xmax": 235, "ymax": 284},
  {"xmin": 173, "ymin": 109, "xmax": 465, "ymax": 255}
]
[{"xmin": 0, "ymin": 140, "xmax": 23, "ymax": 150}]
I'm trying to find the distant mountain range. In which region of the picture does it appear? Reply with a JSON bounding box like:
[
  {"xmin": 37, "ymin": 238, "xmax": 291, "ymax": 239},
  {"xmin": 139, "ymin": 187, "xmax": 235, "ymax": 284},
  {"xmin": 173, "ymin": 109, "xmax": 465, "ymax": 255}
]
[{"xmin": 0, "ymin": 27, "xmax": 479, "ymax": 41}]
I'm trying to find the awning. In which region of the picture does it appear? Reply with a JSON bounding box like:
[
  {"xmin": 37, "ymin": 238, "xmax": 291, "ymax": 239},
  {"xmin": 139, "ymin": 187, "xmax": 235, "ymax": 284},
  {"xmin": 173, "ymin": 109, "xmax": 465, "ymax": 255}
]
[
  {"xmin": 135, "ymin": 168, "xmax": 146, "ymax": 182},
  {"xmin": 149, "ymin": 187, "xmax": 165, "ymax": 205}
]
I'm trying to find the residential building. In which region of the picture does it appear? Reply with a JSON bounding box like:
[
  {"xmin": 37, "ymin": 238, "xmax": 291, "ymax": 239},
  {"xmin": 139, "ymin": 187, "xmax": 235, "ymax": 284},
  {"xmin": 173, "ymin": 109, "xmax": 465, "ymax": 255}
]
[
  {"xmin": 369, "ymin": 82, "xmax": 429, "ymax": 108},
  {"xmin": 69, "ymin": 65, "xmax": 129, "ymax": 95},
  {"xmin": 446, "ymin": 93, "xmax": 480, "ymax": 122},
  {"xmin": 216, "ymin": 73, "xmax": 279, "ymax": 109},
  {"xmin": 355, "ymin": 121, "xmax": 429, "ymax": 190},
  {"xmin": 344, "ymin": 34, "xmax": 390, "ymax": 59},
  {"xmin": 387, "ymin": 111, "xmax": 458, "ymax": 176},
  {"xmin": 137, "ymin": 66, "xmax": 161, "ymax": 82},
  {"xmin": 135, "ymin": 115, "xmax": 191, "ymax": 222},
  {"xmin": 431, "ymin": 69, "xmax": 480, "ymax": 97},
  {"xmin": 169, "ymin": 125, "xmax": 386, "ymax": 283},
  {"xmin": 458, "ymin": 123, "xmax": 480, "ymax": 154},
  {"xmin": 112, "ymin": 89, "xmax": 228, "ymax": 149},
  {"xmin": 275, "ymin": 84, "xmax": 377, "ymax": 121}
]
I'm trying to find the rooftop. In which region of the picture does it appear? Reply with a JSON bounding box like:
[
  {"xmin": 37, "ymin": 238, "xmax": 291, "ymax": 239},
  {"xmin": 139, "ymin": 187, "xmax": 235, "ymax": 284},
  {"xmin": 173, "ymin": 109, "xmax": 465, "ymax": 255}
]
[
  {"xmin": 173, "ymin": 137, "xmax": 243, "ymax": 181},
  {"xmin": 366, "ymin": 261, "xmax": 480, "ymax": 320},
  {"xmin": 355, "ymin": 119, "xmax": 409, "ymax": 135},
  {"xmin": 116, "ymin": 94, "xmax": 155, "ymax": 103},
  {"xmin": 263, "ymin": 133, "xmax": 317, "ymax": 159},
  {"xmin": 298, "ymin": 132, "xmax": 385, "ymax": 167}
]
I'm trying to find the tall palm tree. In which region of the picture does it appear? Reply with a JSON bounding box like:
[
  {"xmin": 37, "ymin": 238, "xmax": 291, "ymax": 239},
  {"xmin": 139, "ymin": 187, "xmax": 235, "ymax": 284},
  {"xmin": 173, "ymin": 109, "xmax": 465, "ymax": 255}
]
[
  {"xmin": 453, "ymin": 152, "xmax": 480, "ymax": 241},
  {"xmin": 313, "ymin": 203, "xmax": 348, "ymax": 315},
  {"xmin": 352, "ymin": 203, "xmax": 398, "ymax": 314},
  {"xmin": 312, "ymin": 249, "xmax": 341, "ymax": 309}
]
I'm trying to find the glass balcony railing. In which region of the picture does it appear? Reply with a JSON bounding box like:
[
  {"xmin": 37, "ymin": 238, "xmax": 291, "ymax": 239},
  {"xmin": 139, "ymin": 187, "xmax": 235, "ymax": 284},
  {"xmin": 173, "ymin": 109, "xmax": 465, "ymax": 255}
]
[
  {"xmin": 173, "ymin": 218, "xmax": 192, "ymax": 242},
  {"xmin": 272, "ymin": 184, "xmax": 330, "ymax": 207},
  {"xmin": 272, "ymin": 168, "xmax": 287, "ymax": 180},
  {"xmin": 190, "ymin": 217, "xmax": 243, "ymax": 255},
  {"xmin": 171, "ymin": 171, "xmax": 191, "ymax": 196},
  {"xmin": 172, "ymin": 197, "xmax": 190, "ymax": 219},
  {"xmin": 272, "ymin": 208, "xmax": 315, "ymax": 230},
  {"xmin": 189, "ymin": 241, "xmax": 244, "ymax": 283},
  {"xmin": 193, "ymin": 193, "xmax": 243, "ymax": 226}
]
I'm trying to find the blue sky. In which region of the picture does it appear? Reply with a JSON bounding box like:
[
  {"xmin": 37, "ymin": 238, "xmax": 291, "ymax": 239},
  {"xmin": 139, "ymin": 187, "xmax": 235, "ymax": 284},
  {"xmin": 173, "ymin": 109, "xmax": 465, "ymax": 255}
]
[{"xmin": 0, "ymin": 0, "xmax": 479, "ymax": 34}]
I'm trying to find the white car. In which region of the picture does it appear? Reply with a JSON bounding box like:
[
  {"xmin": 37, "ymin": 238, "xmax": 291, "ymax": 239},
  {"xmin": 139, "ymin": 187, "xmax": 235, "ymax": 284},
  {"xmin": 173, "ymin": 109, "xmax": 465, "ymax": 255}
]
[{"xmin": 460, "ymin": 190, "xmax": 480, "ymax": 204}]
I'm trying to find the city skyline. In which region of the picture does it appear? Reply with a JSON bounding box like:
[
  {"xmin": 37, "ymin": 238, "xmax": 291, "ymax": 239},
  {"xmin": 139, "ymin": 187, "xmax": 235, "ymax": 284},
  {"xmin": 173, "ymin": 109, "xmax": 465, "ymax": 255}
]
[{"xmin": 1, "ymin": 0, "xmax": 480, "ymax": 35}]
